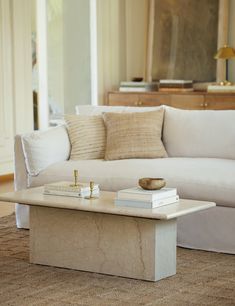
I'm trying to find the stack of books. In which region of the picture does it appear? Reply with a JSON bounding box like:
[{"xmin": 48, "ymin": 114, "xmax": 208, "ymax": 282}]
[
  {"xmin": 44, "ymin": 181, "xmax": 99, "ymax": 198},
  {"xmin": 119, "ymin": 81, "xmax": 158, "ymax": 92},
  {"xmin": 115, "ymin": 187, "xmax": 179, "ymax": 209},
  {"xmin": 159, "ymin": 80, "xmax": 193, "ymax": 92}
]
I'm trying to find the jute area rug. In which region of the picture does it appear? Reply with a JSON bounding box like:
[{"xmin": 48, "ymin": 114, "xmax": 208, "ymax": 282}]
[{"xmin": 0, "ymin": 214, "xmax": 234, "ymax": 306}]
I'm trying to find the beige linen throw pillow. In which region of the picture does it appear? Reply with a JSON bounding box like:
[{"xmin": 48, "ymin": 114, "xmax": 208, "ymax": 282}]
[
  {"xmin": 65, "ymin": 114, "xmax": 106, "ymax": 159},
  {"xmin": 103, "ymin": 109, "xmax": 167, "ymax": 160}
]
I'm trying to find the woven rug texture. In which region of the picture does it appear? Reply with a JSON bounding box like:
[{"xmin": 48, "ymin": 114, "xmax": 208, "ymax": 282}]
[{"xmin": 0, "ymin": 214, "xmax": 235, "ymax": 306}]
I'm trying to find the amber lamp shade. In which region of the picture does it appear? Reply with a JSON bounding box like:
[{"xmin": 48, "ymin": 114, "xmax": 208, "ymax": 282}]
[{"xmin": 214, "ymin": 45, "xmax": 235, "ymax": 83}]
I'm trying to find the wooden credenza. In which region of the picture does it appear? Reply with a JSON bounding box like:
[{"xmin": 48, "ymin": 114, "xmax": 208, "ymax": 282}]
[{"xmin": 107, "ymin": 91, "xmax": 235, "ymax": 110}]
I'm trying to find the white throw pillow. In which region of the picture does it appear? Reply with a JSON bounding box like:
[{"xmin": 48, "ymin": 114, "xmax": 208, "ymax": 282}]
[
  {"xmin": 76, "ymin": 105, "xmax": 162, "ymax": 115},
  {"xmin": 163, "ymin": 106, "xmax": 235, "ymax": 159},
  {"xmin": 21, "ymin": 125, "xmax": 71, "ymax": 176}
]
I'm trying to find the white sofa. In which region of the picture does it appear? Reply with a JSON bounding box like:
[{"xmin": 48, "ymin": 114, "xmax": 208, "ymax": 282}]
[{"xmin": 14, "ymin": 105, "xmax": 235, "ymax": 254}]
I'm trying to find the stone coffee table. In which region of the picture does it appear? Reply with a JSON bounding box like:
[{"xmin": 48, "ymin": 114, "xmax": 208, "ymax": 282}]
[{"xmin": 0, "ymin": 187, "xmax": 215, "ymax": 281}]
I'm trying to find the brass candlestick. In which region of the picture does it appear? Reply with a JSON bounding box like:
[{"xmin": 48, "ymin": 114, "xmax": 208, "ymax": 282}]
[
  {"xmin": 70, "ymin": 170, "xmax": 79, "ymax": 187},
  {"xmin": 84, "ymin": 181, "xmax": 99, "ymax": 199}
]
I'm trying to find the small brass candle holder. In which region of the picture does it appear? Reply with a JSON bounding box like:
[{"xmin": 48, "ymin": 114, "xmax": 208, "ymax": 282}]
[
  {"xmin": 84, "ymin": 181, "xmax": 99, "ymax": 199},
  {"xmin": 70, "ymin": 170, "xmax": 80, "ymax": 187}
]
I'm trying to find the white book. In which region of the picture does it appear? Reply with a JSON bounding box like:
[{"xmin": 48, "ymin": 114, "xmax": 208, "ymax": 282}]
[
  {"xmin": 119, "ymin": 87, "xmax": 148, "ymax": 92},
  {"xmin": 207, "ymin": 85, "xmax": 235, "ymax": 92},
  {"xmin": 120, "ymin": 81, "xmax": 158, "ymax": 87},
  {"xmin": 117, "ymin": 187, "xmax": 177, "ymax": 202},
  {"xmin": 115, "ymin": 195, "xmax": 179, "ymax": 209},
  {"xmin": 159, "ymin": 79, "xmax": 193, "ymax": 84},
  {"xmin": 44, "ymin": 181, "xmax": 99, "ymax": 193},
  {"xmin": 44, "ymin": 189, "xmax": 99, "ymax": 198}
]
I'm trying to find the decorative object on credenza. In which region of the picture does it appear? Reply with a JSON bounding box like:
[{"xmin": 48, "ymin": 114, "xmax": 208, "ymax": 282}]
[
  {"xmin": 139, "ymin": 177, "xmax": 166, "ymax": 190},
  {"xmin": 149, "ymin": 1, "xmax": 219, "ymax": 83},
  {"xmin": 207, "ymin": 84, "xmax": 235, "ymax": 93},
  {"xmin": 193, "ymin": 82, "xmax": 213, "ymax": 92},
  {"xmin": 159, "ymin": 80, "xmax": 194, "ymax": 92},
  {"xmin": 119, "ymin": 81, "xmax": 158, "ymax": 92},
  {"xmin": 84, "ymin": 181, "xmax": 99, "ymax": 199},
  {"xmin": 132, "ymin": 77, "xmax": 143, "ymax": 82},
  {"xmin": 214, "ymin": 45, "xmax": 235, "ymax": 85}
]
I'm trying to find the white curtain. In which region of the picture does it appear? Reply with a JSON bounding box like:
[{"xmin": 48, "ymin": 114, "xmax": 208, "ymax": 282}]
[{"xmin": 97, "ymin": 0, "xmax": 149, "ymax": 105}]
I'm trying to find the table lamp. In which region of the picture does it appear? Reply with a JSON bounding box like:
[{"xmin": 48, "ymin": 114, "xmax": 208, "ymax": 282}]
[{"xmin": 214, "ymin": 45, "xmax": 235, "ymax": 85}]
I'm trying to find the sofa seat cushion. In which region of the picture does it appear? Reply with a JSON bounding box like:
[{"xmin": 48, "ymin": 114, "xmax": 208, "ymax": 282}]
[{"xmin": 29, "ymin": 158, "xmax": 235, "ymax": 209}]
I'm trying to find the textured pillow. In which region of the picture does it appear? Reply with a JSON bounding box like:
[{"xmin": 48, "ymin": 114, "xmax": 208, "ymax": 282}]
[
  {"xmin": 103, "ymin": 109, "xmax": 167, "ymax": 160},
  {"xmin": 65, "ymin": 114, "xmax": 106, "ymax": 160}
]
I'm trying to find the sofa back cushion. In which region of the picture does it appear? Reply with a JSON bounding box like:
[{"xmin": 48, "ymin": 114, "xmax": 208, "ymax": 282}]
[
  {"xmin": 103, "ymin": 109, "xmax": 167, "ymax": 160},
  {"xmin": 76, "ymin": 105, "xmax": 162, "ymax": 115},
  {"xmin": 65, "ymin": 114, "xmax": 106, "ymax": 160},
  {"xmin": 163, "ymin": 107, "xmax": 235, "ymax": 159},
  {"xmin": 21, "ymin": 125, "xmax": 70, "ymax": 176}
]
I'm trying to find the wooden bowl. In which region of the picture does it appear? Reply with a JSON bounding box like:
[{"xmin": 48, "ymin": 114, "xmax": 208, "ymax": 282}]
[
  {"xmin": 132, "ymin": 77, "xmax": 143, "ymax": 82},
  {"xmin": 139, "ymin": 178, "xmax": 166, "ymax": 190}
]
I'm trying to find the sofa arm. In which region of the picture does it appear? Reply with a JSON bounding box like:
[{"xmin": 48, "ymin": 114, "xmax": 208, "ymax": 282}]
[
  {"xmin": 14, "ymin": 126, "xmax": 71, "ymax": 229},
  {"xmin": 14, "ymin": 135, "xmax": 29, "ymax": 191},
  {"xmin": 14, "ymin": 135, "xmax": 30, "ymax": 229},
  {"xmin": 16, "ymin": 125, "xmax": 71, "ymax": 178}
]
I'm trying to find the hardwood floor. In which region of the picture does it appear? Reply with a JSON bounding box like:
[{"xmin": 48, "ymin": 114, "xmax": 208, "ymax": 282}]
[{"xmin": 0, "ymin": 180, "xmax": 15, "ymax": 217}]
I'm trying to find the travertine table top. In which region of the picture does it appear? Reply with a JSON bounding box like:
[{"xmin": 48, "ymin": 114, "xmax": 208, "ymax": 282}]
[{"xmin": 0, "ymin": 187, "xmax": 215, "ymax": 220}]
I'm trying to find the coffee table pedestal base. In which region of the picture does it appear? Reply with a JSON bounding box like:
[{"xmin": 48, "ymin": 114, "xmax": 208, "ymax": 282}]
[{"xmin": 30, "ymin": 206, "xmax": 177, "ymax": 281}]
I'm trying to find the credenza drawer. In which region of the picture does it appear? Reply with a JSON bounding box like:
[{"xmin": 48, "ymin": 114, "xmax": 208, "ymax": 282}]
[
  {"xmin": 108, "ymin": 93, "xmax": 139, "ymax": 106},
  {"xmin": 137, "ymin": 94, "xmax": 170, "ymax": 106},
  {"xmin": 170, "ymin": 94, "xmax": 204, "ymax": 109},
  {"xmin": 204, "ymin": 96, "xmax": 235, "ymax": 110},
  {"xmin": 108, "ymin": 92, "xmax": 170, "ymax": 107}
]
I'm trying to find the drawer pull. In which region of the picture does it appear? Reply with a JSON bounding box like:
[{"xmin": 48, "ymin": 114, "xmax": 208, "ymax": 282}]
[
  {"xmin": 138, "ymin": 101, "xmax": 143, "ymax": 106},
  {"xmin": 134, "ymin": 101, "xmax": 138, "ymax": 106},
  {"xmin": 200, "ymin": 103, "xmax": 204, "ymax": 107},
  {"xmin": 204, "ymin": 102, "xmax": 208, "ymax": 107}
]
